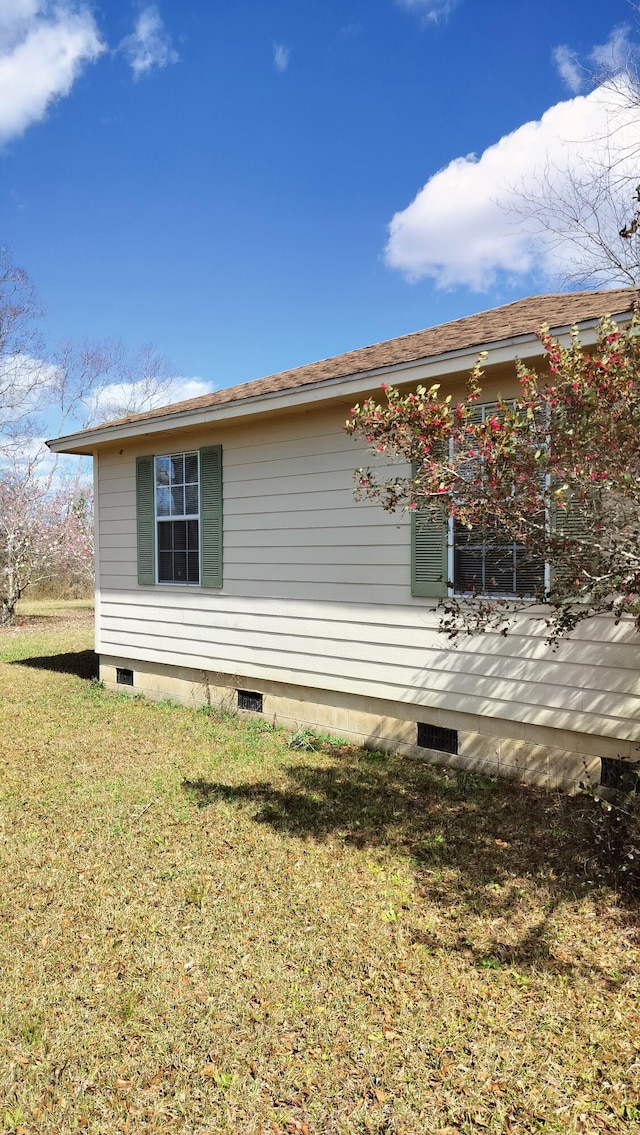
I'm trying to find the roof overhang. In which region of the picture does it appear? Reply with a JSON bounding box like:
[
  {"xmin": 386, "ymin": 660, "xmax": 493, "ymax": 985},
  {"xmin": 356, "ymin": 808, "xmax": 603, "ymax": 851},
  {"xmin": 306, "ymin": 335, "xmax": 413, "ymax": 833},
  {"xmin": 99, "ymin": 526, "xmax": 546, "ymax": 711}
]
[{"xmin": 46, "ymin": 314, "xmax": 612, "ymax": 456}]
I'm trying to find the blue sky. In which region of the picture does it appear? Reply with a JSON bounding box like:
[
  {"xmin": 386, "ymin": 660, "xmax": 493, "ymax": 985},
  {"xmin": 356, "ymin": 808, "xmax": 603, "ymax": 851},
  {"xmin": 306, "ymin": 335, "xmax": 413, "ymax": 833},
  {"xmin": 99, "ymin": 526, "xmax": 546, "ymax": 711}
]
[{"xmin": 1, "ymin": 0, "xmax": 638, "ymax": 400}]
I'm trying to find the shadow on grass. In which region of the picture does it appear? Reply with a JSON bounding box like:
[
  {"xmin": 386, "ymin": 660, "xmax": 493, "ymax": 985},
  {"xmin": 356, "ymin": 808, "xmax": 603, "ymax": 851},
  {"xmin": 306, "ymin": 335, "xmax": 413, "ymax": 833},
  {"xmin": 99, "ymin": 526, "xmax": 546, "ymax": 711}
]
[
  {"xmin": 183, "ymin": 752, "xmax": 639, "ymax": 977},
  {"xmin": 12, "ymin": 649, "xmax": 99, "ymax": 680}
]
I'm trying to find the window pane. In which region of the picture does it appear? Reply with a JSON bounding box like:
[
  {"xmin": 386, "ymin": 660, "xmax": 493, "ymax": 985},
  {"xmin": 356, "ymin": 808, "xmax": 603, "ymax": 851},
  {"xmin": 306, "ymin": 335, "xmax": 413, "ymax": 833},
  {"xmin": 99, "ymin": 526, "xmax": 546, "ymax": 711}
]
[
  {"xmin": 452, "ymin": 404, "xmax": 543, "ymax": 597},
  {"xmin": 173, "ymin": 520, "xmax": 187, "ymax": 550},
  {"xmin": 157, "ymin": 519, "xmax": 200, "ymax": 584},
  {"xmin": 483, "ymin": 548, "xmax": 515, "ymax": 595},
  {"xmin": 171, "ymin": 455, "xmax": 184, "ymax": 485},
  {"xmin": 158, "ymin": 550, "xmax": 173, "ymax": 582},
  {"xmin": 156, "ymin": 486, "xmax": 171, "ymax": 516},
  {"xmin": 185, "ymin": 484, "xmax": 198, "ymax": 515},
  {"xmin": 516, "ymin": 557, "xmax": 545, "ymax": 595},
  {"xmin": 185, "ymin": 453, "xmax": 198, "ymax": 484},
  {"xmin": 155, "ymin": 456, "xmax": 170, "ymax": 487},
  {"xmin": 171, "ymin": 486, "xmax": 185, "ymax": 516},
  {"xmin": 158, "ymin": 522, "xmax": 173, "ymax": 550},
  {"xmin": 173, "ymin": 551, "xmax": 187, "ymax": 581},
  {"xmin": 455, "ymin": 548, "xmax": 485, "ymax": 593},
  {"xmin": 456, "ymin": 544, "xmax": 544, "ymax": 597},
  {"xmin": 454, "ymin": 524, "xmax": 475, "ymax": 548},
  {"xmin": 187, "ymin": 551, "xmax": 199, "ymax": 582}
]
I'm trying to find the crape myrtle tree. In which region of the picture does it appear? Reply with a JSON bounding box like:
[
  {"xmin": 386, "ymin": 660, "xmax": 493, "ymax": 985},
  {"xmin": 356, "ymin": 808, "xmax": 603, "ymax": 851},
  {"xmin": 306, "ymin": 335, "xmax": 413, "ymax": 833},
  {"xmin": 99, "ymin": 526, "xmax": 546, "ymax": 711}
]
[
  {"xmin": 345, "ymin": 313, "xmax": 640, "ymax": 644},
  {"xmin": 0, "ymin": 247, "xmax": 178, "ymax": 624},
  {"xmin": 0, "ymin": 462, "xmax": 93, "ymax": 626}
]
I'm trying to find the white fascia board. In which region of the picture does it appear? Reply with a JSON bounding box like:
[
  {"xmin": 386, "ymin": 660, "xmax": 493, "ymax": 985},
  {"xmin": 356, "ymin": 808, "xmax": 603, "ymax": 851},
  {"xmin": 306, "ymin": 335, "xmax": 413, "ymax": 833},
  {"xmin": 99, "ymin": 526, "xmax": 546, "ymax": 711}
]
[{"xmin": 45, "ymin": 314, "xmax": 613, "ymax": 456}]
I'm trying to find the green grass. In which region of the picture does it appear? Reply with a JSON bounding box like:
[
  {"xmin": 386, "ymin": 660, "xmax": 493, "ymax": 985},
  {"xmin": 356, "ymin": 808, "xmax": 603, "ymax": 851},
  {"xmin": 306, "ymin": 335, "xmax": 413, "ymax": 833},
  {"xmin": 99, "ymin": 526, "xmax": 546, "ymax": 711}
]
[
  {"xmin": 15, "ymin": 597, "xmax": 94, "ymax": 618},
  {"xmin": 0, "ymin": 602, "xmax": 639, "ymax": 1133}
]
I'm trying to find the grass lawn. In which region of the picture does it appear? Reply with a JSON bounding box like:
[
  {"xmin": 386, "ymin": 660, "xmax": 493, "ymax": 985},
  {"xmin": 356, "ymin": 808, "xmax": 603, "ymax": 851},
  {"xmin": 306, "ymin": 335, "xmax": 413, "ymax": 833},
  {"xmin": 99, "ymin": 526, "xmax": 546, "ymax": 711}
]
[{"xmin": 0, "ymin": 602, "xmax": 638, "ymax": 1134}]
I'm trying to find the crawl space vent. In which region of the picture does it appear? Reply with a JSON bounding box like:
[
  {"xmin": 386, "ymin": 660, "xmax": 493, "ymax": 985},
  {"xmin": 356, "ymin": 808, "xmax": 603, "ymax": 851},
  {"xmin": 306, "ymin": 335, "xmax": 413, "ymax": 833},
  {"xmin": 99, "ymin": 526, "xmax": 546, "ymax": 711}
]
[
  {"xmin": 237, "ymin": 689, "xmax": 263, "ymax": 713},
  {"xmin": 417, "ymin": 722, "xmax": 458, "ymax": 755},
  {"xmin": 116, "ymin": 667, "xmax": 134, "ymax": 687},
  {"xmin": 600, "ymin": 757, "xmax": 640, "ymax": 793}
]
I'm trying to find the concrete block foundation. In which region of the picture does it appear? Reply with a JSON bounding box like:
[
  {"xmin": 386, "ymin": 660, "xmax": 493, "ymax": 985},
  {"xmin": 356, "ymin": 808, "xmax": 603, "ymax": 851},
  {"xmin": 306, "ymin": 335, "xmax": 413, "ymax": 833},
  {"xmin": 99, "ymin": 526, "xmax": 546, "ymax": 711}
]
[{"xmin": 100, "ymin": 654, "xmax": 607, "ymax": 792}]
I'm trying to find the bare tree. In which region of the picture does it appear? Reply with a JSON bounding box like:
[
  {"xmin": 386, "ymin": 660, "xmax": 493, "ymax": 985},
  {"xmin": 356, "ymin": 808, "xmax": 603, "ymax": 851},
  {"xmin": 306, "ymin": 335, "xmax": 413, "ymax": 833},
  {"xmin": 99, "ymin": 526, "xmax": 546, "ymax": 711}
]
[
  {"xmin": 47, "ymin": 340, "xmax": 175, "ymax": 436},
  {"xmin": 514, "ymin": 155, "xmax": 640, "ymax": 287},
  {"xmin": 509, "ymin": 75, "xmax": 640, "ymax": 289},
  {"xmin": 0, "ymin": 248, "xmax": 182, "ymax": 619},
  {"xmin": 0, "ymin": 248, "xmax": 50, "ymax": 436},
  {"xmin": 1, "ymin": 248, "xmax": 180, "ymax": 440}
]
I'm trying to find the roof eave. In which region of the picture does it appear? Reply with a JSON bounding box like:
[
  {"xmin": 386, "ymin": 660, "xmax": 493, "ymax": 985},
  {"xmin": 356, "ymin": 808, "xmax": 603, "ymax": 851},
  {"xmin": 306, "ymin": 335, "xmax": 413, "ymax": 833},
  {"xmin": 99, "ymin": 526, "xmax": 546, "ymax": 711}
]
[{"xmin": 45, "ymin": 314, "xmax": 611, "ymax": 456}]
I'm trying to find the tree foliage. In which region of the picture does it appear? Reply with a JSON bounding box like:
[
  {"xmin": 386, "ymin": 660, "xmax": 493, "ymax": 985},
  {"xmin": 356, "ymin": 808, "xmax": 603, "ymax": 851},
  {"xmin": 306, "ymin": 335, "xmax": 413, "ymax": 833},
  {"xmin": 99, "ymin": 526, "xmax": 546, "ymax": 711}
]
[
  {"xmin": 0, "ymin": 463, "xmax": 93, "ymax": 626},
  {"xmin": 346, "ymin": 314, "xmax": 640, "ymax": 642}
]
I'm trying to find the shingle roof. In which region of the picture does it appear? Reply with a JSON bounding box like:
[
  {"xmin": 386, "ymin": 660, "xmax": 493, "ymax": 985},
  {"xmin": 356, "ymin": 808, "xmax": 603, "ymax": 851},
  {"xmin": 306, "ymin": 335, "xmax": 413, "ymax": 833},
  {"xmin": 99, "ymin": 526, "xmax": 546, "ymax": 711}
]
[{"xmin": 69, "ymin": 287, "xmax": 640, "ymax": 438}]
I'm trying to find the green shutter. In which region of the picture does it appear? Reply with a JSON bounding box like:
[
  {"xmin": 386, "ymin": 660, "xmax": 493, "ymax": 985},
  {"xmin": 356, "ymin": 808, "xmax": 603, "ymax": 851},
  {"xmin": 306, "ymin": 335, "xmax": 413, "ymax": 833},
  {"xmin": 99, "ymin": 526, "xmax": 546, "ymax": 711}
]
[
  {"xmin": 136, "ymin": 455, "xmax": 155, "ymax": 585},
  {"xmin": 200, "ymin": 445, "xmax": 223, "ymax": 588},
  {"xmin": 552, "ymin": 493, "xmax": 590, "ymax": 590},
  {"xmin": 411, "ymin": 507, "xmax": 448, "ymax": 597},
  {"xmin": 410, "ymin": 451, "xmax": 448, "ymax": 598}
]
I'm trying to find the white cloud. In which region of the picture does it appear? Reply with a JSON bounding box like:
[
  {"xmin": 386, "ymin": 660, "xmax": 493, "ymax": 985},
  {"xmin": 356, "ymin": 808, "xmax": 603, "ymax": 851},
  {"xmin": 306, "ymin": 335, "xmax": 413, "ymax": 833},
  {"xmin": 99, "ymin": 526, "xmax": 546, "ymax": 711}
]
[
  {"xmin": 552, "ymin": 45, "xmax": 583, "ymax": 93},
  {"xmin": 86, "ymin": 376, "xmax": 213, "ymax": 424},
  {"xmin": 0, "ymin": 435, "xmax": 84, "ymax": 488},
  {"xmin": 397, "ymin": 0, "xmax": 461, "ymax": 24},
  {"xmin": 590, "ymin": 25, "xmax": 637, "ymax": 77},
  {"xmin": 0, "ymin": 2, "xmax": 41, "ymax": 47},
  {"xmin": 272, "ymin": 42, "xmax": 290, "ymax": 73},
  {"xmin": 0, "ymin": 2, "xmax": 105, "ymax": 145},
  {"xmin": 119, "ymin": 5, "xmax": 178, "ymax": 80},
  {"xmin": 385, "ymin": 81, "xmax": 640, "ymax": 290},
  {"xmin": 1, "ymin": 353, "xmax": 58, "ymax": 421},
  {"xmin": 166, "ymin": 377, "xmax": 214, "ymax": 405},
  {"xmin": 553, "ymin": 26, "xmax": 637, "ymax": 92}
]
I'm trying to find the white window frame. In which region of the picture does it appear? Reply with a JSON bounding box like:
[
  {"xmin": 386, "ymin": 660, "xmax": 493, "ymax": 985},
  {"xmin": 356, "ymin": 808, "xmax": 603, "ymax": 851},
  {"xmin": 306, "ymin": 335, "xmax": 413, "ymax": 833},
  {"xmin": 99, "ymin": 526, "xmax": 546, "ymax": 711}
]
[
  {"xmin": 446, "ymin": 401, "xmax": 547, "ymax": 599},
  {"xmin": 154, "ymin": 451, "xmax": 201, "ymax": 586}
]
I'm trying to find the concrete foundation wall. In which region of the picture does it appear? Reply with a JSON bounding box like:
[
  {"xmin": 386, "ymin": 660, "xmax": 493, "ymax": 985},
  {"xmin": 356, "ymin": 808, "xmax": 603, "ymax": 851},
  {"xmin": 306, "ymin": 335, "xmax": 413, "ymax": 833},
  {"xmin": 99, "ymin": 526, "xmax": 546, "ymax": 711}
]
[{"xmin": 100, "ymin": 654, "xmax": 603, "ymax": 792}]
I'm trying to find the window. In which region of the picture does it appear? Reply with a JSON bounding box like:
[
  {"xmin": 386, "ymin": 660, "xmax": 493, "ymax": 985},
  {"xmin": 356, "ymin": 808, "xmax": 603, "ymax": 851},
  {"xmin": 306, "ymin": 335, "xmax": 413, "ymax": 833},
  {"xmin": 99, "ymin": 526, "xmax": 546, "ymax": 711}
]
[
  {"xmin": 452, "ymin": 402, "xmax": 544, "ymax": 597},
  {"xmin": 411, "ymin": 401, "xmax": 544, "ymax": 599},
  {"xmin": 453, "ymin": 522, "xmax": 545, "ymax": 597},
  {"xmin": 156, "ymin": 453, "xmax": 200, "ymax": 584},
  {"xmin": 136, "ymin": 446, "xmax": 223, "ymax": 588}
]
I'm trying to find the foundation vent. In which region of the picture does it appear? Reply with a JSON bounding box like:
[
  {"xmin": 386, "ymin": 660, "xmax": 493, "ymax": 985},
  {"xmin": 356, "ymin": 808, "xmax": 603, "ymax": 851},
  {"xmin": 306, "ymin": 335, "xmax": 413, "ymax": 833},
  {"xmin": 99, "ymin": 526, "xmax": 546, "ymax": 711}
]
[
  {"xmin": 116, "ymin": 667, "xmax": 134, "ymax": 687},
  {"xmin": 417, "ymin": 722, "xmax": 458, "ymax": 755},
  {"xmin": 600, "ymin": 757, "xmax": 640, "ymax": 793},
  {"xmin": 237, "ymin": 689, "xmax": 263, "ymax": 713}
]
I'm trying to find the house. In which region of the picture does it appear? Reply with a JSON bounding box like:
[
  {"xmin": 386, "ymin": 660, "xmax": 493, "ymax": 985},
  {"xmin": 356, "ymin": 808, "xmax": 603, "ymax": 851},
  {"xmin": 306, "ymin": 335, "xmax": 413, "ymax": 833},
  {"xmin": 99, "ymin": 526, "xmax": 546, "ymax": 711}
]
[{"xmin": 48, "ymin": 288, "xmax": 640, "ymax": 791}]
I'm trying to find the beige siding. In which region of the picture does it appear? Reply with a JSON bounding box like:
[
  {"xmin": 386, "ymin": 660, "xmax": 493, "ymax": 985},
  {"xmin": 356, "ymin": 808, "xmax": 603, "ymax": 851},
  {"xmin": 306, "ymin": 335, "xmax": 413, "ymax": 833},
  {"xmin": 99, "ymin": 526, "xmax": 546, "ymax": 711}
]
[{"xmin": 96, "ymin": 403, "xmax": 640, "ymax": 750}]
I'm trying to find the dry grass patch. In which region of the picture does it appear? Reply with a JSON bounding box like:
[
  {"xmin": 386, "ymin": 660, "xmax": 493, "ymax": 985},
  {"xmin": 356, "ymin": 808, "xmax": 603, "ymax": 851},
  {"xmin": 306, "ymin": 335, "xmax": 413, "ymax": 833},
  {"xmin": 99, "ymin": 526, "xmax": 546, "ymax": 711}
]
[{"xmin": 0, "ymin": 604, "xmax": 638, "ymax": 1134}]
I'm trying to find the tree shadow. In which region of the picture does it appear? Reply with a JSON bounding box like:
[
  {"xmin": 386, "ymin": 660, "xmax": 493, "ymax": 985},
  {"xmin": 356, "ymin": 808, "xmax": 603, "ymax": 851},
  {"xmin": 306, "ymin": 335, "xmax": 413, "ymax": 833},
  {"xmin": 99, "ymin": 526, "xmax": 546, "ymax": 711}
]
[
  {"xmin": 12, "ymin": 650, "xmax": 98, "ymax": 680},
  {"xmin": 183, "ymin": 751, "xmax": 639, "ymax": 980}
]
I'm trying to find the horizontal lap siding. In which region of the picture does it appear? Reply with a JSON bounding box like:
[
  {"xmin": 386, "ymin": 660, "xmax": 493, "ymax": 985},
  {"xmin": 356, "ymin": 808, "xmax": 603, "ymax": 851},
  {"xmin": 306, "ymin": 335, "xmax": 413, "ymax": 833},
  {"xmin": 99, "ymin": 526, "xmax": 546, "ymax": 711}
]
[
  {"xmin": 96, "ymin": 407, "xmax": 640, "ymax": 744},
  {"xmin": 97, "ymin": 598, "xmax": 640, "ymax": 740},
  {"xmin": 98, "ymin": 616, "xmax": 640, "ymax": 710},
  {"xmin": 97, "ymin": 412, "xmax": 405, "ymax": 597},
  {"xmin": 97, "ymin": 607, "xmax": 640, "ymax": 692}
]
